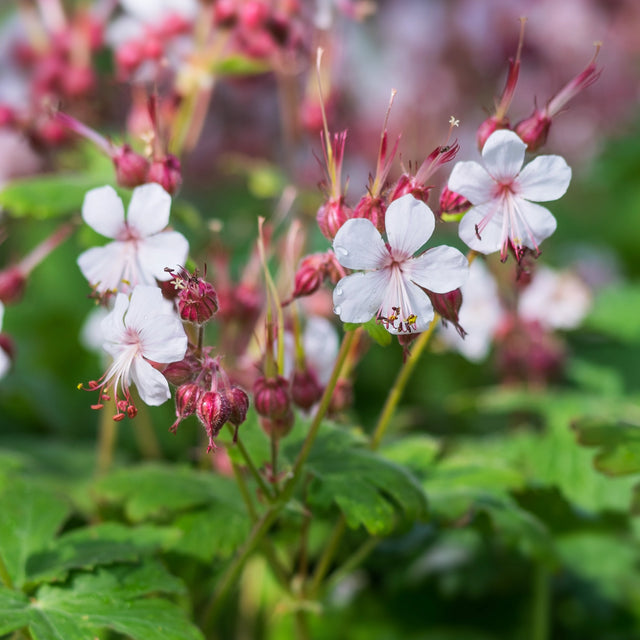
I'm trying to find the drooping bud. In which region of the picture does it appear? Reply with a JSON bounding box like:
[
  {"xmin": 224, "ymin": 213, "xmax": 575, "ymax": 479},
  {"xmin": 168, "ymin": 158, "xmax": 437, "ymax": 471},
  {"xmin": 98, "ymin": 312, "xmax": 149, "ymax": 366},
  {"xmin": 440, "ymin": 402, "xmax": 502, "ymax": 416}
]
[
  {"xmin": 225, "ymin": 386, "xmax": 250, "ymax": 427},
  {"xmin": 259, "ymin": 409, "xmax": 295, "ymax": 439},
  {"xmin": 196, "ymin": 390, "xmax": 231, "ymax": 452},
  {"xmin": 148, "ymin": 154, "xmax": 182, "ymax": 195},
  {"xmin": 0, "ymin": 267, "xmax": 27, "ymax": 305},
  {"xmin": 291, "ymin": 368, "xmax": 322, "ymax": 411},
  {"xmin": 162, "ymin": 353, "xmax": 200, "ymax": 386},
  {"xmin": 439, "ymin": 186, "xmax": 471, "ymax": 219},
  {"xmin": 253, "ymin": 375, "xmax": 290, "ymax": 419},
  {"xmin": 172, "ymin": 383, "xmax": 201, "ymax": 426},
  {"xmin": 167, "ymin": 267, "xmax": 219, "ymax": 325},
  {"xmin": 113, "ymin": 145, "xmax": 150, "ymax": 188},
  {"xmin": 427, "ymin": 288, "xmax": 465, "ymax": 337}
]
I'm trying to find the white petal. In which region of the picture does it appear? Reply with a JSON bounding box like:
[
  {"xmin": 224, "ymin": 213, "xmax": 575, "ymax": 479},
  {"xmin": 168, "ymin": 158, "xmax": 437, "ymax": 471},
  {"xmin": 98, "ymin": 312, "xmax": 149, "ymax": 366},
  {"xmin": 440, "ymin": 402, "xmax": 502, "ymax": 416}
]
[
  {"xmin": 516, "ymin": 155, "xmax": 572, "ymax": 202},
  {"xmin": 481, "ymin": 129, "xmax": 526, "ymax": 183},
  {"xmin": 140, "ymin": 314, "xmax": 187, "ymax": 363},
  {"xmin": 100, "ymin": 293, "xmax": 129, "ymax": 357},
  {"xmin": 333, "ymin": 219, "xmax": 389, "ymax": 270},
  {"xmin": 458, "ymin": 204, "xmax": 504, "ymax": 254},
  {"xmin": 303, "ymin": 317, "xmax": 338, "ymax": 385},
  {"xmin": 127, "ymin": 183, "xmax": 172, "ymax": 237},
  {"xmin": 447, "ymin": 161, "xmax": 495, "ymax": 204},
  {"xmin": 82, "ymin": 186, "xmax": 125, "ymax": 239},
  {"xmin": 78, "ymin": 242, "xmax": 134, "ymax": 292},
  {"xmin": 333, "ymin": 270, "xmax": 387, "ymax": 324},
  {"xmin": 124, "ymin": 285, "xmax": 164, "ymax": 329},
  {"xmin": 514, "ymin": 199, "xmax": 557, "ymax": 248},
  {"xmin": 131, "ymin": 356, "xmax": 171, "ymax": 406},
  {"xmin": 0, "ymin": 346, "xmax": 10, "ymax": 378},
  {"xmin": 0, "ymin": 300, "xmax": 4, "ymax": 330},
  {"xmin": 136, "ymin": 231, "xmax": 190, "ymax": 281},
  {"xmin": 408, "ymin": 245, "xmax": 469, "ymax": 293},
  {"xmin": 385, "ymin": 195, "xmax": 435, "ymax": 259}
]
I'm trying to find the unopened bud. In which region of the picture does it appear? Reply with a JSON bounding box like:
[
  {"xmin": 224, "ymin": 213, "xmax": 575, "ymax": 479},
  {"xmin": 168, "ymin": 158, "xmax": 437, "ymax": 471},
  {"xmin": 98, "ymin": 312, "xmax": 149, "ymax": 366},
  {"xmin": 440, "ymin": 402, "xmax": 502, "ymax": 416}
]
[
  {"xmin": 253, "ymin": 375, "xmax": 290, "ymax": 419},
  {"xmin": 148, "ymin": 154, "xmax": 182, "ymax": 195},
  {"xmin": 477, "ymin": 116, "xmax": 510, "ymax": 152},
  {"xmin": 514, "ymin": 111, "xmax": 551, "ymax": 152},
  {"xmin": 439, "ymin": 186, "xmax": 471, "ymax": 218},
  {"xmin": 113, "ymin": 145, "xmax": 150, "ymax": 188},
  {"xmin": 428, "ymin": 288, "xmax": 465, "ymax": 337},
  {"xmin": 197, "ymin": 390, "xmax": 231, "ymax": 452},
  {"xmin": 225, "ymin": 386, "xmax": 250, "ymax": 426},
  {"xmin": 289, "ymin": 253, "xmax": 326, "ymax": 301},
  {"xmin": 0, "ymin": 267, "xmax": 27, "ymax": 305},
  {"xmin": 317, "ymin": 198, "xmax": 352, "ymax": 241},
  {"xmin": 291, "ymin": 368, "xmax": 322, "ymax": 411},
  {"xmin": 352, "ymin": 194, "xmax": 386, "ymax": 234},
  {"xmin": 259, "ymin": 409, "xmax": 294, "ymax": 439}
]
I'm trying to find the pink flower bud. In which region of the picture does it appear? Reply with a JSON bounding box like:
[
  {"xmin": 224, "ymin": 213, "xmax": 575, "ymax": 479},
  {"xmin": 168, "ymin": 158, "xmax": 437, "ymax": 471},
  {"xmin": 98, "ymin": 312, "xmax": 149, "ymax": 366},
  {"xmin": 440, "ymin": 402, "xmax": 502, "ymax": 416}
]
[
  {"xmin": 197, "ymin": 390, "xmax": 231, "ymax": 452},
  {"xmin": 225, "ymin": 386, "xmax": 250, "ymax": 427},
  {"xmin": 291, "ymin": 368, "xmax": 322, "ymax": 411},
  {"xmin": 61, "ymin": 66, "xmax": 95, "ymax": 98},
  {"xmin": 289, "ymin": 253, "xmax": 327, "ymax": 302},
  {"xmin": 427, "ymin": 288, "xmax": 465, "ymax": 337},
  {"xmin": 253, "ymin": 375, "xmax": 290, "ymax": 419},
  {"xmin": 214, "ymin": 0, "xmax": 237, "ymax": 27},
  {"xmin": 259, "ymin": 409, "xmax": 294, "ymax": 439},
  {"xmin": 514, "ymin": 111, "xmax": 551, "ymax": 153},
  {"xmin": 0, "ymin": 266, "xmax": 27, "ymax": 305},
  {"xmin": 439, "ymin": 186, "xmax": 471, "ymax": 218},
  {"xmin": 476, "ymin": 116, "xmax": 510, "ymax": 152},
  {"xmin": 239, "ymin": 0, "xmax": 270, "ymax": 29},
  {"xmin": 148, "ymin": 154, "xmax": 182, "ymax": 195},
  {"xmin": 317, "ymin": 198, "xmax": 352, "ymax": 241},
  {"xmin": 352, "ymin": 194, "xmax": 386, "ymax": 235},
  {"xmin": 113, "ymin": 145, "xmax": 150, "ymax": 188},
  {"xmin": 162, "ymin": 354, "xmax": 200, "ymax": 386},
  {"xmin": 175, "ymin": 383, "xmax": 202, "ymax": 418},
  {"xmin": 168, "ymin": 267, "xmax": 219, "ymax": 325}
]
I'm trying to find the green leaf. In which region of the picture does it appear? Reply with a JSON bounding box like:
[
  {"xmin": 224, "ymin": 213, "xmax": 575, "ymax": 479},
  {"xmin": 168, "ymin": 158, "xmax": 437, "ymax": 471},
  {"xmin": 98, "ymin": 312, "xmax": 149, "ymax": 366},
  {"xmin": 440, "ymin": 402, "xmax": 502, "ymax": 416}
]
[
  {"xmin": 0, "ymin": 173, "xmax": 113, "ymax": 219},
  {"xmin": 211, "ymin": 55, "xmax": 270, "ymax": 76},
  {"xmin": 583, "ymin": 283, "xmax": 640, "ymax": 343},
  {"xmin": 0, "ymin": 587, "xmax": 31, "ymax": 635},
  {"xmin": 0, "ymin": 479, "xmax": 70, "ymax": 588},
  {"xmin": 344, "ymin": 318, "xmax": 391, "ymax": 347},
  {"xmin": 93, "ymin": 463, "xmax": 221, "ymax": 522},
  {"xmin": 26, "ymin": 522, "xmax": 179, "ymax": 585},
  {"xmin": 572, "ymin": 416, "xmax": 640, "ymax": 476},
  {"xmin": 301, "ymin": 424, "xmax": 428, "ymax": 535}
]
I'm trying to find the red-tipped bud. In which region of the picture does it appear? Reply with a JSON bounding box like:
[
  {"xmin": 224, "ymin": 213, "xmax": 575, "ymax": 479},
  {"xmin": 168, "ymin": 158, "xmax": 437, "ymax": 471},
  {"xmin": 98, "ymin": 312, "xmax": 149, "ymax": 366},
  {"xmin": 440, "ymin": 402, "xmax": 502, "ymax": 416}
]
[
  {"xmin": 162, "ymin": 353, "xmax": 200, "ymax": 385},
  {"xmin": 214, "ymin": 0, "xmax": 238, "ymax": 27},
  {"xmin": 0, "ymin": 267, "xmax": 27, "ymax": 305},
  {"xmin": 439, "ymin": 186, "xmax": 471, "ymax": 218},
  {"xmin": 427, "ymin": 288, "xmax": 465, "ymax": 337},
  {"xmin": 113, "ymin": 145, "xmax": 150, "ymax": 188},
  {"xmin": 148, "ymin": 154, "xmax": 182, "ymax": 195},
  {"xmin": 167, "ymin": 267, "xmax": 219, "ymax": 324},
  {"xmin": 253, "ymin": 375, "xmax": 290, "ymax": 419},
  {"xmin": 175, "ymin": 383, "xmax": 202, "ymax": 419},
  {"xmin": 259, "ymin": 409, "xmax": 294, "ymax": 439},
  {"xmin": 514, "ymin": 111, "xmax": 551, "ymax": 153},
  {"xmin": 352, "ymin": 194, "xmax": 386, "ymax": 235},
  {"xmin": 225, "ymin": 386, "xmax": 250, "ymax": 426},
  {"xmin": 197, "ymin": 390, "xmax": 231, "ymax": 451},
  {"xmin": 477, "ymin": 116, "xmax": 511, "ymax": 152},
  {"xmin": 291, "ymin": 368, "xmax": 322, "ymax": 411},
  {"xmin": 316, "ymin": 198, "xmax": 352, "ymax": 241},
  {"xmin": 328, "ymin": 378, "xmax": 352, "ymax": 415}
]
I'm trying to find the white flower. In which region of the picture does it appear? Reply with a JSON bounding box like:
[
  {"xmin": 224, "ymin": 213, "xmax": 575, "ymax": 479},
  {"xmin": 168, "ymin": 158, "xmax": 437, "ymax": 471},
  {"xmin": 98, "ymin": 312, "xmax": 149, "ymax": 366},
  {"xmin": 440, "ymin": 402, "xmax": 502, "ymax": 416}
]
[
  {"xmin": 96, "ymin": 285, "xmax": 187, "ymax": 411},
  {"xmin": 77, "ymin": 183, "xmax": 189, "ymax": 294},
  {"xmin": 439, "ymin": 259, "xmax": 504, "ymax": 362},
  {"xmin": 332, "ymin": 194, "xmax": 469, "ymax": 335},
  {"xmin": 518, "ymin": 266, "xmax": 592, "ymax": 330},
  {"xmin": 448, "ymin": 129, "xmax": 571, "ymax": 261}
]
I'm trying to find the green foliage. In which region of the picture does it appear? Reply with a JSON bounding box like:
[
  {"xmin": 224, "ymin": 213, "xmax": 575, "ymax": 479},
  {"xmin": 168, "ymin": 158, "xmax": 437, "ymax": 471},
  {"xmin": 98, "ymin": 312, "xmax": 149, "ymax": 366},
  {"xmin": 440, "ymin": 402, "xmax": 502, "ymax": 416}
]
[{"xmin": 345, "ymin": 318, "xmax": 392, "ymax": 347}]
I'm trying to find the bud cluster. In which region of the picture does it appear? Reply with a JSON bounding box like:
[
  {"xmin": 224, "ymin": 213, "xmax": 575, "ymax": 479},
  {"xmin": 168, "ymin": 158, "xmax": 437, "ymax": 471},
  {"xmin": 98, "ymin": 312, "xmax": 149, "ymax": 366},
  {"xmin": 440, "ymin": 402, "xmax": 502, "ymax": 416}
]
[{"xmin": 166, "ymin": 267, "xmax": 219, "ymax": 325}]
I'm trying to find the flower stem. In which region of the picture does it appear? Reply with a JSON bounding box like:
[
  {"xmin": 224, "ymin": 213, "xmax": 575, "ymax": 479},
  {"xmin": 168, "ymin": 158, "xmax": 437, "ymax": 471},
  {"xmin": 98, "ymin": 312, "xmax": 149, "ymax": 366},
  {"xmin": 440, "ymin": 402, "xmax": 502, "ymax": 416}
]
[
  {"xmin": 270, "ymin": 432, "xmax": 280, "ymax": 493},
  {"xmin": 96, "ymin": 405, "xmax": 118, "ymax": 475},
  {"xmin": 0, "ymin": 551, "xmax": 14, "ymax": 589},
  {"xmin": 532, "ymin": 563, "xmax": 550, "ymax": 640},
  {"xmin": 369, "ymin": 316, "xmax": 438, "ymax": 450},
  {"xmin": 309, "ymin": 514, "xmax": 346, "ymax": 594}
]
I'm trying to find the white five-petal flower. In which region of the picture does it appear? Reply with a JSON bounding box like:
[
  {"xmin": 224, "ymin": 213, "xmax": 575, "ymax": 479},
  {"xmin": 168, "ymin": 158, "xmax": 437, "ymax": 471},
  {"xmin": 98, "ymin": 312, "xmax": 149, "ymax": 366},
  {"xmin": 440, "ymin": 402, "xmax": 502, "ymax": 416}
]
[
  {"xmin": 77, "ymin": 183, "xmax": 189, "ymax": 294},
  {"xmin": 449, "ymin": 129, "xmax": 571, "ymax": 261},
  {"xmin": 332, "ymin": 194, "xmax": 469, "ymax": 335},
  {"xmin": 98, "ymin": 285, "xmax": 187, "ymax": 408}
]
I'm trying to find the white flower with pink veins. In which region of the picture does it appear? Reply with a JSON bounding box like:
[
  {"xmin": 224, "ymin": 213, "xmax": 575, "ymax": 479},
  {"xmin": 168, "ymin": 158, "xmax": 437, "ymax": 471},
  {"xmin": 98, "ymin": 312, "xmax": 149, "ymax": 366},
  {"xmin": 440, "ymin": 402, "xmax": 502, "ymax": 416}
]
[
  {"xmin": 77, "ymin": 183, "xmax": 189, "ymax": 294},
  {"xmin": 449, "ymin": 129, "xmax": 571, "ymax": 261},
  {"xmin": 332, "ymin": 194, "xmax": 469, "ymax": 335},
  {"xmin": 95, "ymin": 285, "xmax": 187, "ymax": 412}
]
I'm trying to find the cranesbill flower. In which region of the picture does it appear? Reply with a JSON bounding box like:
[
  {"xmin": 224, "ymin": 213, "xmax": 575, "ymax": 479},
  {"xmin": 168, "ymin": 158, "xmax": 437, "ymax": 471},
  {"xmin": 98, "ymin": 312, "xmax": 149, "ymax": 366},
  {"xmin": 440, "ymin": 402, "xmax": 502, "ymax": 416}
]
[
  {"xmin": 448, "ymin": 129, "xmax": 571, "ymax": 262},
  {"xmin": 87, "ymin": 285, "xmax": 187, "ymax": 419},
  {"xmin": 77, "ymin": 183, "xmax": 189, "ymax": 294},
  {"xmin": 332, "ymin": 194, "xmax": 468, "ymax": 335}
]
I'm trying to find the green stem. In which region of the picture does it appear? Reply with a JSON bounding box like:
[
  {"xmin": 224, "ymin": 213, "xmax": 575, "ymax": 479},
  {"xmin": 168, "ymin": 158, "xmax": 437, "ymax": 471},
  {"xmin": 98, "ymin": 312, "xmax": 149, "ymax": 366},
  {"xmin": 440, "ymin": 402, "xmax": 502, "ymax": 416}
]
[
  {"xmin": 369, "ymin": 316, "xmax": 438, "ymax": 450},
  {"xmin": 96, "ymin": 406, "xmax": 118, "ymax": 476},
  {"xmin": 309, "ymin": 515, "xmax": 346, "ymax": 594},
  {"xmin": 132, "ymin": 401, "xmax": 162, "ymax": 460},
  {"xmin": 0, "ymin": 550, "xmax": 14, "ymax": 589},
  {"xmin": 531, "ymin": 563, "xmax": 550, "ymax": 640},
  {"xmin": 324, "ymin": 536, "xmax": 379, "ymax": 593},
  {"xmin": 294, "ymin": 609, "xmax": 311, "ymax": 640},
  {"xmin": 271, "ymin": 432, "xmax": 279, "ymax": 493},
  {"xmin": 227, "ymin": 423, "xmax": 275, "ymax": 501}
]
